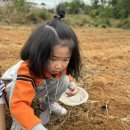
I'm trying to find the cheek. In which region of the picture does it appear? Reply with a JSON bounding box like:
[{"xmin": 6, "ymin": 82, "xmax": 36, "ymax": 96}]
[
  {"xmin": 64, "ymin": 61, "xmax": 70, "ymax": 67},
  {"xmin": 48, "ymin": 61, "xmax": 53, "ymax": 70}
]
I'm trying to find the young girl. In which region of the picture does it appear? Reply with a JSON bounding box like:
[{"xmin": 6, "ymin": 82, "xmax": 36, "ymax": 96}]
[{"xmin": 2, "ymin": 9, "xmax": 81, "ymax": 130}]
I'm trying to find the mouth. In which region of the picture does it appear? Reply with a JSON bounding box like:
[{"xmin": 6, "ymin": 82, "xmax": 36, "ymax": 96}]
[{"xmin": 52, "ymin": 70, "xmax": 61, "ymax": 74}]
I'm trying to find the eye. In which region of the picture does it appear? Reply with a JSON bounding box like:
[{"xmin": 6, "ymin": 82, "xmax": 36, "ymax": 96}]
[
  {"xmin": 64, "ymin": 59, "xmax": 69, "ymax": 62},
  {"xmin": 51, "ymin": 58, "xmax": 57, "ymax": 61}
]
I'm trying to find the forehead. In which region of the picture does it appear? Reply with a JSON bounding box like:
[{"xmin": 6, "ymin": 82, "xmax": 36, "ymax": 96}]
[{"xmin": 52, "ymin": 45, "xmax": 71, "ymax": 58}]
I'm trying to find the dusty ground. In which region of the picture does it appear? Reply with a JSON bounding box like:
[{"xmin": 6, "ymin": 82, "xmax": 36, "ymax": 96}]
[{"xmin": 0, "ymin": 24, "xmax": 130, "ymax": 130}]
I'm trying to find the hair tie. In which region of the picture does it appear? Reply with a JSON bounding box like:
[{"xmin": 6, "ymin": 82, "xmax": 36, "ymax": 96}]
[{"xmin": 54, "ymin": 9, "xmax": 65, "ymax": 20}]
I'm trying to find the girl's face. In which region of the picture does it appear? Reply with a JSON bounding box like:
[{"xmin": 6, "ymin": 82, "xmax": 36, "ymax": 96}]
[{"xmin": 48, "ymin": 45, "xmax": 71, "ymax": 74}]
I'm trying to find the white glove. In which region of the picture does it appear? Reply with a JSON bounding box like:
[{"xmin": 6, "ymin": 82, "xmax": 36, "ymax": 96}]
[{"xmin": 32, "ymin": 123, "xmax": 48, "ymax": 130}]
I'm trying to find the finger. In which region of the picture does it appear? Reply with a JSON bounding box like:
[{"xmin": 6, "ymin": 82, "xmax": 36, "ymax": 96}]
[
  {"xmin": 66, "ymin": 91, "xmax": 74, "ymax": 96},
  {"xmin": 69, "ymin": 86, "xmax": 76, "ymax": 92},
  {"xmin": 66, "ymin": 88, "xmax": 77, "ymax": 96}
]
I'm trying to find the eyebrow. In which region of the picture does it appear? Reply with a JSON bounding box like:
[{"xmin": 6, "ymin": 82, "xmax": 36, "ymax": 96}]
[{"xmin": 52, "ymin": 55, "xmax": 71, "ymax": 59}]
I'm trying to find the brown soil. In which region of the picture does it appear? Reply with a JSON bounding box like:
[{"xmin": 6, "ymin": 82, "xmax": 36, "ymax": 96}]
[{"xmin": 0, "ymin": 24, "xmax": 130, "ymax": 130}]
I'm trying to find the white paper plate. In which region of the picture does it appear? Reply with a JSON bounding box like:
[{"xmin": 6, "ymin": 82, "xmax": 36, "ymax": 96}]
[{"xmin": 59, "ymin": 87, "xmax": 89, "ymax": 106}]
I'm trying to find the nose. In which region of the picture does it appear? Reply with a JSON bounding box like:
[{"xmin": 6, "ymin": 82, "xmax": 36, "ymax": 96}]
[{"xmin": 55, "ymin": 62, "xmax": 62, "ymax": 70}]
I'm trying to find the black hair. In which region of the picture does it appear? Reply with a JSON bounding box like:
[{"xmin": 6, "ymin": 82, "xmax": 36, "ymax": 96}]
[{"xmin": 20, "ymin": 9, "xmax": 81, "ymax": 80}]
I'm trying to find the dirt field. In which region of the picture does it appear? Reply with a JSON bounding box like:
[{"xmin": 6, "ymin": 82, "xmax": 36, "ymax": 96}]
[{"xmin": 0, "ymin": 24, "xmax": 130, "ymax": 130}]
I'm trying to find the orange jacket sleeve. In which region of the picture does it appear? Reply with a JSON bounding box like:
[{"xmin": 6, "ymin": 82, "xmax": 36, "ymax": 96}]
[
  {"xmin": 68, "ymin": 74, "xmax": 74, "ymax": 82},
  {"xmin": 10, "ymin": 79, "xmax": 42, "ymax": 130}
]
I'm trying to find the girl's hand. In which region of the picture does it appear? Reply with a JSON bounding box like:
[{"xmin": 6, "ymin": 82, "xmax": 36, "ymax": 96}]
[{"xmin": 66, "ymin": 86, "xmax": 77, "ymax": 96}]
